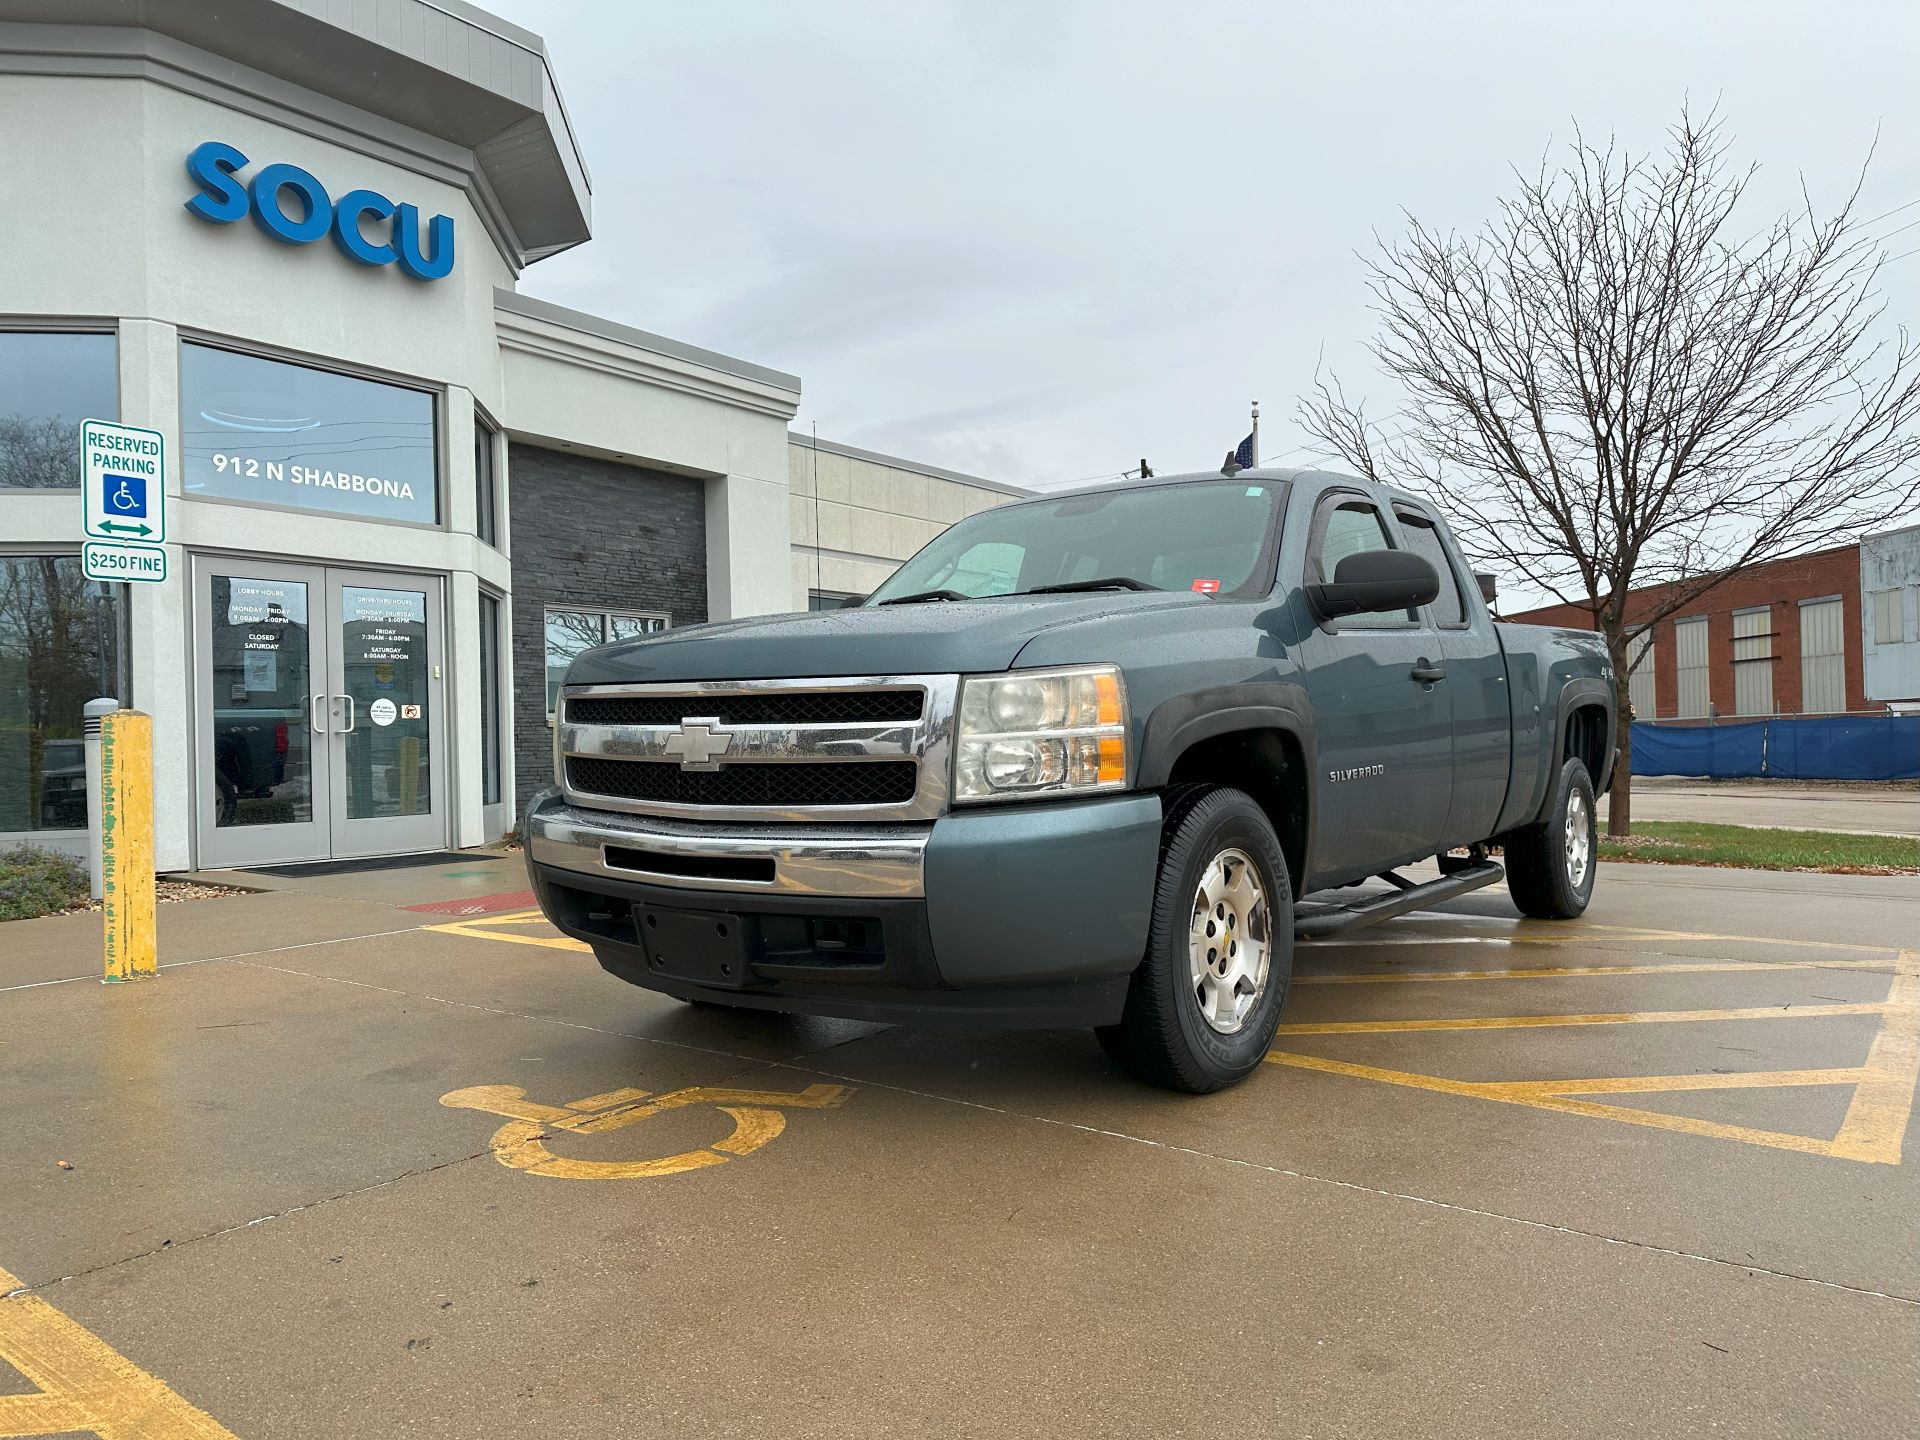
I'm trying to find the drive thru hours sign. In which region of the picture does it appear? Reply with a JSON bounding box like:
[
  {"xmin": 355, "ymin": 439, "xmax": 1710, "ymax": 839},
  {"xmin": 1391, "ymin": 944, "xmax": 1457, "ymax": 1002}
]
[{"xmin": 81, "ymin": 419, "xmax": 168, "ymax": 584}]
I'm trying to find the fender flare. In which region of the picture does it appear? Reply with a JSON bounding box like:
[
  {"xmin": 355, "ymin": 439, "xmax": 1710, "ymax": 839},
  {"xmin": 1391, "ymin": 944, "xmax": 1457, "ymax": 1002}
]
[
  {"xmin": 1135, "ymin": 683, "xmax": 1317, "ymax": 871},
  {"xmin": 1532, "ymin": 677, "xmax": 1615, "ymax": 823}
]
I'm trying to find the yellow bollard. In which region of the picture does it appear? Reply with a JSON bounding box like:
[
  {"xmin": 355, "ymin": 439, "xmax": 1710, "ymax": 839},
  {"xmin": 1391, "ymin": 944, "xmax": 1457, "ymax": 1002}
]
[{"xmin": 100, "ymin": 709, "xmax": 157, "ymax": 982}]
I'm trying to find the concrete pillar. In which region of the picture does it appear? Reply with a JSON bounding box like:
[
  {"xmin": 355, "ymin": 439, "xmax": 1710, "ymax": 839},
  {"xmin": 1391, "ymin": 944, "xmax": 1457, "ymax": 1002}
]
[
  {"xmin": 705, "ymin": 419, "xmax": 795, "ymax": 621},
  {"xmin": 117, "ymin": 317, "xmax": 192, "ymax": 871}
]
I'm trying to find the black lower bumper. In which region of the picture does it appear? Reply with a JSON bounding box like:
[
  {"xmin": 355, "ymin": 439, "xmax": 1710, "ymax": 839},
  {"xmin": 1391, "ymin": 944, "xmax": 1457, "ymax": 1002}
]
[{"xmin": 528, "ymin": 859, "xmax": 1131, "ymax": 1029}]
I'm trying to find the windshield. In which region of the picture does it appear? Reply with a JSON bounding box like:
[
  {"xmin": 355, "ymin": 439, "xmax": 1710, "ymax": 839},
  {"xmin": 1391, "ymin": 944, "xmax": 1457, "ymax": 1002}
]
[{"xmin": 867, "ymin": 479, "xmax": 1284, "ymax": 603}]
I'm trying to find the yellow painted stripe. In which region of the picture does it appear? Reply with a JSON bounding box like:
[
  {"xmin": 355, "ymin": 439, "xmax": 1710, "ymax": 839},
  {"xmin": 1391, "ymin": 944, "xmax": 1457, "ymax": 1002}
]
[
  {"xmin": 1262, "ymin": 1051, "xmax": 1844, "ymax": 1159},
  {"xmin": 1294, "ymin": 959, "xmax": 1893, "ymax": 985},
  {"xmin": 1273, "ymin": 1003, "xmax": 1887, "ymax": 1035},
  {"xmin": 1830, "ymin": 950, "xmax": 1920, "ymax": 1164},
  {"xmin": 1504, "ymin": 1068, "xmax": 1867, "ymax": 1096},
  {"xmin": 419, "ymin": 919, "xmax": 589, "ymax": 952},
  {"xmin": 0, "ymin": 1263, "xmax": 238, "ymax": 1438},
  {"xmin": 1532, "ymin": 923, "xmax": 1898, "ymax": 956}
]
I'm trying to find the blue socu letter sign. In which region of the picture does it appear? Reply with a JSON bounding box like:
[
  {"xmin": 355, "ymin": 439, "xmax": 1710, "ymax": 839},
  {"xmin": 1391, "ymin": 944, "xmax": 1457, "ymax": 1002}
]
[{"xmin": 184, "ymin": 141, "xmax": 455, "ymax": 281}]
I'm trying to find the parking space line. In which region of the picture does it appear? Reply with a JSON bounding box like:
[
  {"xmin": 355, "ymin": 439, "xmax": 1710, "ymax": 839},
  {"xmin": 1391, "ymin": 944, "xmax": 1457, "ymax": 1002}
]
[
  {"xmin": 1262, "ymin": 1050, "xmax": 1853, "ymax": 1159},
  {"xmin": 1296, "ymin": 959, "xmax": 1895, "ymax": 984},
  {"xmin": 1275, "ymin": 1003, "xmax": 1888, "ymax": 1035},
  {"xmin": 0, "ymin": 1264, "xmax": 238, "ymax": 1438},
  {"xmin": 1831, "ymin": 951, "xmax": 1920, "ymax": 1164},
  {"xmin": 1267, "ymin": 950, "xmax": 1920, "ymax": 1163},
  {"xmin": 420, "ymin": 910, "xmax": 590, "ymax": 951}
]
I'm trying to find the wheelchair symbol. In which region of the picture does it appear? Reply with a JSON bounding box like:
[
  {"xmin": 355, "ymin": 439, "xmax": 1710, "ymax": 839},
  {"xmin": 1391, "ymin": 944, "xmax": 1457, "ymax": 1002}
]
[
  {"xmin": 440, "ymin": 1080, "xmax": 851, "ymax": 1180},
  {"xmin": 104, "ymin": 474, "xmax": 147, "ymax": 516}
]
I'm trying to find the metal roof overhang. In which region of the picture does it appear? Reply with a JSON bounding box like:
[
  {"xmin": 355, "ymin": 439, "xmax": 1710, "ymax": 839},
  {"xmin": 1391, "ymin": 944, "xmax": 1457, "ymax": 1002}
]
[{"xmin": 0, "ymin": 0, "xmax": 592, "ymax": 265}]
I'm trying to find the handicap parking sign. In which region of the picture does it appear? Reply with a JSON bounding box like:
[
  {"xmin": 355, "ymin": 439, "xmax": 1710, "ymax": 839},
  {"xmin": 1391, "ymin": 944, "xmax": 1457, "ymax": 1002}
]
[
  {"xmin": 81, "ymin": 420, "xmax": 167, "ymax": 544},
  {"xmin": 105, "ymin": 473, "xmax": 148, "ymax": 518}
]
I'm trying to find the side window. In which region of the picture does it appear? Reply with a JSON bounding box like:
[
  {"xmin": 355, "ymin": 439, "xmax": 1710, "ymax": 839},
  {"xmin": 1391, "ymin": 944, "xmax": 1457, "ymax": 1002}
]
[
  {"xmin": 1311, "ymin": 498, "xmax": 1414, "ymax": 627},
  {"xmin": 1396, "ymin": 512, "xmax": 1469, "ymax": 626}
]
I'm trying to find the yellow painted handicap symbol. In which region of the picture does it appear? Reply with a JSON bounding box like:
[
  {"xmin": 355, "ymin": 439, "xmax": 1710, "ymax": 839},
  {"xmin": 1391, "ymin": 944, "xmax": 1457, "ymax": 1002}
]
[{"xmin": 440, "ymin": 1081, "xmax": 851, "ymax": 1180}]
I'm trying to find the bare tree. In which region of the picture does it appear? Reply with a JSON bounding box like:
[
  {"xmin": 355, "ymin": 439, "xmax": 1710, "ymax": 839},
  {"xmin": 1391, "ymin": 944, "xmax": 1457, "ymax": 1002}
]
[{"xmin": 1300, "ymin": 110, "xmax": 1920, "ymax": 833}]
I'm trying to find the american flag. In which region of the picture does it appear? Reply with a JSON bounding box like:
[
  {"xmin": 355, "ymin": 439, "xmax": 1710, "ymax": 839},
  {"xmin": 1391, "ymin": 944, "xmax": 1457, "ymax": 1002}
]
[{"xmin": 1232, "ymin": 433, "xmax": 1255, "ymax": 468}]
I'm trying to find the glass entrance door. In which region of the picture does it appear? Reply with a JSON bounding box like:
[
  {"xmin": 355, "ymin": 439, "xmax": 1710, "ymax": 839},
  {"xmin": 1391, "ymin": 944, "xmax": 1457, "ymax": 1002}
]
[
  {"xmin": 326, "ymin": 571, "xmax": 445, "ymax": 859},
  {"xmin": 194, "ymin": 559, "xmax": 447, "ymax": 868},
  {"xmin": 195, "ymin": 562, "xmax": 330, "ymax": 867}
]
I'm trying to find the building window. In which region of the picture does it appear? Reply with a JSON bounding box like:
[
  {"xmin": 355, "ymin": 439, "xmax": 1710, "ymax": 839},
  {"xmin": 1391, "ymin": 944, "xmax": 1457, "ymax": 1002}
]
[
  {"xmin": 544, "ymin": 607, "xmax": 669, "ymax": 716},
  {"xmin": 0, "ymin": 557, "xmax": 126, "ymax": 833},
  {"xmin": 0, "ymin": 332, "xmax": 118, "ymax": 490},
  {"xmin": 1674, "ymin": 616, "xmax": 1710, "ymax": 719},
  {"xmin": 479, "ymin": 592, "xmax": 502, "ymax": 806},
  {"xmin": 1872, "ymin": 588, "xmax": 1905, "ymax": 646},
  {"xmin": 1731, "ymin": 607, "xmax": 1774, "ymax": 716},
  {"xmin": 1626, "ymin": 629, "xmax": 1656, "ymax": 719},
  {"xmin": 1799, "ymin": 596, "xmax": 1846, "ymax": 714},
  {"xmin": 179, "ymin": 341, "xmax": 439, "ymax": 524},
  {"xmin": 808, "ymin": 590, "xmax": 862, "ymax": 611},
  {"xmin": 475, "ymin": 414, "xmax": 499, "ymax": 547}
]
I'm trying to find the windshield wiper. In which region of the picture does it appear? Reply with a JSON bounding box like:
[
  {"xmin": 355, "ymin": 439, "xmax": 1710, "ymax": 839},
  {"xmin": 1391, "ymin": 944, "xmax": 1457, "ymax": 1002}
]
[
  {"xmin": 877, "ymin": 588, "xmax": 970, "ymax": 605},
  {"xmin": 1023, "ymin": 576, "xmax": 1160, "ymax": 596}
]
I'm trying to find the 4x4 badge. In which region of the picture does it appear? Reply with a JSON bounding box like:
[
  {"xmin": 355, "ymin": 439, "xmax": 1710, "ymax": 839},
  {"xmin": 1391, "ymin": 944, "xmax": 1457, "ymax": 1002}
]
[{"xmin": 663, "ymin": 717, "xmax": 734, "ymax": 770}]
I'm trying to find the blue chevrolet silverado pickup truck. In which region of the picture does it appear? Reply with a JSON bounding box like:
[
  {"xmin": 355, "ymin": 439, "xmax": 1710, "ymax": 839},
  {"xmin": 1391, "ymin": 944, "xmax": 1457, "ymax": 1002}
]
[{"xmin": 525, "ymin": 467, "xmax": 1615, "ymax": 1091}]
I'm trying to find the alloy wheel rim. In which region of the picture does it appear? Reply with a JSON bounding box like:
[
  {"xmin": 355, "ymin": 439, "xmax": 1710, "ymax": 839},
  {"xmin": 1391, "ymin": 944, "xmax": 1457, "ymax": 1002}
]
[
  {"xmin": 1565, "ymin": 789, "xmax": 1592, "ymax": 890},
  {"xmin": 1188, "ymin": 847, "xmax": 1272, "ymax": 1034}
]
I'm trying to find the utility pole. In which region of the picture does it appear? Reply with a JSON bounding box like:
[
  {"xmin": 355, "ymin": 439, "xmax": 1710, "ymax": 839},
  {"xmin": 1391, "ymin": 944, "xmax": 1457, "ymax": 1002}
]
[{"xmin": 1250, "ymin": 400, "xmax": 1260, "ymax": 466}]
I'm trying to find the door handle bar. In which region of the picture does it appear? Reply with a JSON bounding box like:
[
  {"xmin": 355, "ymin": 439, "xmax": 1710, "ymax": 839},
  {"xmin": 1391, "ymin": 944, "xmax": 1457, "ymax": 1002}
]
[
  {"xmin": 310, "ymin": 693, "xmax": 326, "ymax": 734},
  {"xmin": 1410, "ymin": 661, "xmax": 1447, "ymax": 684},
  {"xmin": 337, "ymin": 694, "xmax": 356, "ymax": 733}
]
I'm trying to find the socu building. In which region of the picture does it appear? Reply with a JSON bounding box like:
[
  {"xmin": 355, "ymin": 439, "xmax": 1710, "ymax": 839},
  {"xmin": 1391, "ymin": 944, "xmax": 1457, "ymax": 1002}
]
[{"xmin": 0, "ymin": 0, "xmax": 1018, "ymax": 869}]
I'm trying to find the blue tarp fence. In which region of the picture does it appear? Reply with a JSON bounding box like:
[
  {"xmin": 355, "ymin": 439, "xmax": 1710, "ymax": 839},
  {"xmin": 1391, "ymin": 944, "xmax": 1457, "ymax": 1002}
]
[{"xmin": 1631, "ymin": 716, "xmax": 1920, "ymax": 781}]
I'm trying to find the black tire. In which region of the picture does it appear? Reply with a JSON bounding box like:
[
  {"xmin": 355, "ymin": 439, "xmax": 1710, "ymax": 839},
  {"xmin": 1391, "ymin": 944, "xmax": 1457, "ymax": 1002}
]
[
  {"xmin": 1504, "ymin": 757, "xmax": 1597, "ymax": 919},
  {"xmin": 1097, "ymin": 786, "xmax": 1295, "ymax": 1093}
]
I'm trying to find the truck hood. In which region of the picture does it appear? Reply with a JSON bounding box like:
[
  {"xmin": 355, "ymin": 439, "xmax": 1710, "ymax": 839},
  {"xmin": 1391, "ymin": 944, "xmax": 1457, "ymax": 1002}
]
[{"xmin": 564, "ymin": 591, "xmax": 1209, "ymax": 683}]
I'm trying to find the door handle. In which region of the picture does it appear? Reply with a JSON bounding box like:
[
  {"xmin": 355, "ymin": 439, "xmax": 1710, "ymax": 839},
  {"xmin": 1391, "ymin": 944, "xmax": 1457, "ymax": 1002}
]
[
  {"xmin": 1410, "ymin": 660, "xmax": 1447, "ymax": 684},
  {"xmin": 309, "ymin": 693, "xmax": 327, "ymax": 734},
  {"xmin": 337, "ymin": 694, "xmax": 356, "ymax": 733}
]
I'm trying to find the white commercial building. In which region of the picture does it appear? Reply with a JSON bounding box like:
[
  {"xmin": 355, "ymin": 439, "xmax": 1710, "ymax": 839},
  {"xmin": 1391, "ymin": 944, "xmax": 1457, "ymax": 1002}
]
[{"xmin": 0, "ymin": 0, "xmax": 1018, "ymax": 870}]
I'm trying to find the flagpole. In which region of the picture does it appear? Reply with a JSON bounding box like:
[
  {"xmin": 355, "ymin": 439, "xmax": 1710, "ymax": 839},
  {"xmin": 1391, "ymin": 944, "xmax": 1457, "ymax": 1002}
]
[{"xmin": 1250, "ymin": 400, "xmax": 1260, "ymax": 466}]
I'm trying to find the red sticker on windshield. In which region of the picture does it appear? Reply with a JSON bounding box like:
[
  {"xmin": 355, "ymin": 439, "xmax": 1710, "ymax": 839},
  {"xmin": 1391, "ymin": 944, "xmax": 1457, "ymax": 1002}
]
[{"xmin": 1191, "ymin": 579, "xmax": 1221, "ymax": 594}]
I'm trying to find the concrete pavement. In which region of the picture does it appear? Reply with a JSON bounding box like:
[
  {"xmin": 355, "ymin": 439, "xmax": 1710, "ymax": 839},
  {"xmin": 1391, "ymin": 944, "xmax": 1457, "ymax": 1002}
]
[
  {"xmin": 2, "ymin": 854, "xmax": 1915, "ymax": 1438},
  {"xmin": 1604, "ymin": 776, "xmax": 1920, "ymax": 836}
]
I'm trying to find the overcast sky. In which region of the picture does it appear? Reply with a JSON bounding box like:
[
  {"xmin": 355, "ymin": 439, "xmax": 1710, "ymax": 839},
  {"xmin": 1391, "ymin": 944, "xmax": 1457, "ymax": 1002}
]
[{"xmin": 507, "ymin": 0, "xmax": 1920, "ymax": 496}]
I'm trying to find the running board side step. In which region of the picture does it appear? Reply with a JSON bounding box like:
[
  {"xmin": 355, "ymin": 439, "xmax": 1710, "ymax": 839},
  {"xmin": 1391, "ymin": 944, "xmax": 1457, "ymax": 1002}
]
[{"xmin": 1292, "ymin": 860, "xmax": 1504, "ymax": 939}]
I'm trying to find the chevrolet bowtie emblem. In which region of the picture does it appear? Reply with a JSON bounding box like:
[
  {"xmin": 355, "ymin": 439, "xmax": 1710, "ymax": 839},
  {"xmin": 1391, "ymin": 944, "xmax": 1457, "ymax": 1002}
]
[{"xmin": 662, "ymin": 718, "xmax": 735, "ymax": 770}]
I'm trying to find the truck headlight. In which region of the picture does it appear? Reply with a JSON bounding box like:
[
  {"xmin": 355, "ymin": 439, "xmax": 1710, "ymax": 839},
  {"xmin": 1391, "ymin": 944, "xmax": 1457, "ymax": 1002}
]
[{"xmin": 954, "ymin": 665, "xmax": 1129, "ymax": 803}]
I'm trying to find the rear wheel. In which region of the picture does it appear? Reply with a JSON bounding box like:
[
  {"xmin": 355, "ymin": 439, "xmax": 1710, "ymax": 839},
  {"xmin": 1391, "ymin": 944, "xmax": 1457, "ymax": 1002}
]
[
  {"xmin": 1097, "ymin": 786, "xmax": 1294, "ymax": 1092},
  {"xmin": 1504, "ymin": 757, "xmax": 1597, "ymax": 919}
]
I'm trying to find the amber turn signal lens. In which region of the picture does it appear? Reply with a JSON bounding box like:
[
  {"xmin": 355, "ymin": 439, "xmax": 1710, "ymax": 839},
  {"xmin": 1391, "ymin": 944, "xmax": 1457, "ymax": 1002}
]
[
  {"xmin": 1096, "ymin": 735, "xmax": 1126, "ymax": 784},
  {"xmin": 1095, "ymin": 673, "xmax": 1124, "ymax": 727}
]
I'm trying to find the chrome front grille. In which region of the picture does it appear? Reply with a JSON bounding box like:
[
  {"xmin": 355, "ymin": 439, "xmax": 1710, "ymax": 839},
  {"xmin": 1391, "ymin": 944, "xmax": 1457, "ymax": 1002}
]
[
  {"xmin": 564, "ymin": 690, "xmax": 924, "ymax": 727},
  {"xmin": 556, "ymin": 675, "xmax": 959, "ymax": 823},
  {"xmin": 565, "ymin": 757, "xmax": 919, "ymax": 808}
]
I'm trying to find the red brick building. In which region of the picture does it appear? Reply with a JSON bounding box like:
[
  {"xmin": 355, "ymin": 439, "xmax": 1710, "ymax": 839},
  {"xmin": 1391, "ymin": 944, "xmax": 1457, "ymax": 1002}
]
[{"xmin": 1506, "ymin": 544, "xmax": 1870, "ymax": 721}]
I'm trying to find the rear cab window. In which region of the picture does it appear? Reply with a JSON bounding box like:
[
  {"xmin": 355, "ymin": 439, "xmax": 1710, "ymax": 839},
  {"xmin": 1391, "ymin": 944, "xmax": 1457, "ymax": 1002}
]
[
  {"xmin": 1308, "ymin": 494, "xmax": 1418, "ymax": 628},
  {"xmin": 1394, "ymin": 508, "xmax": 1471, "ymax": 627}
]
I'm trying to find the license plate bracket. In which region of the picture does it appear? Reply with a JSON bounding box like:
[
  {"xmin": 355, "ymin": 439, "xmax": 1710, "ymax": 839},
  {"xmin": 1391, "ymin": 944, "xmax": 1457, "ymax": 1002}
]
[{"xmin": 639, "ymin": 907, "xmax": 751, "ymax": 989}]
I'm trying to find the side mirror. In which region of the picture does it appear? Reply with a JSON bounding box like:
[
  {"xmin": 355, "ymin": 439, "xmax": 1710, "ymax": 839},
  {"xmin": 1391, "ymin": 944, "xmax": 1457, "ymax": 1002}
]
[{"xmin": 1307, "ymin": 548, "xmax": 1439, "ymax": 620}]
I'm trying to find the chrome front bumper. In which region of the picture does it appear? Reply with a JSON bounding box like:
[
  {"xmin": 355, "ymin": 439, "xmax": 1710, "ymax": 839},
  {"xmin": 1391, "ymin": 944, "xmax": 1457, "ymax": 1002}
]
[{"xmin": 524, "ymin": 792, "xmax": 929, "ymax": 899}]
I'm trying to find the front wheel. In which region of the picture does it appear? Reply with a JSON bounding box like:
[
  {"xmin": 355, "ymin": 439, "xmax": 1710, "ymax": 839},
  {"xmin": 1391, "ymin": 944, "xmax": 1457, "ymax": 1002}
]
[
  {"xmin": 1097, "ymin": 786, "xmax": 1294, "ymax": 1092},
  {"xmin": 1503, "ymin": 757, "xmax": 1597, "ymax": 919}
]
